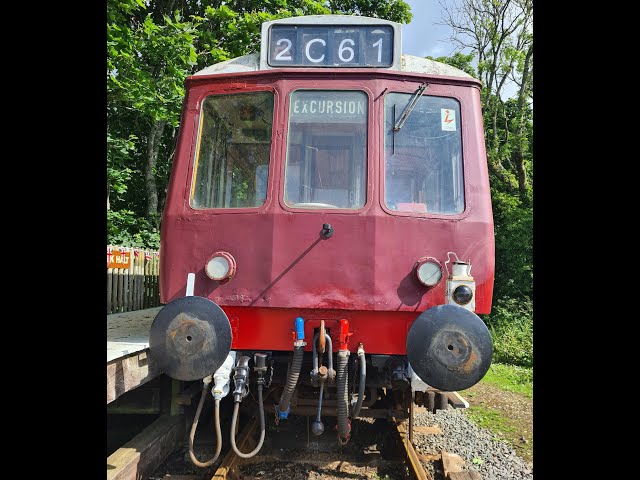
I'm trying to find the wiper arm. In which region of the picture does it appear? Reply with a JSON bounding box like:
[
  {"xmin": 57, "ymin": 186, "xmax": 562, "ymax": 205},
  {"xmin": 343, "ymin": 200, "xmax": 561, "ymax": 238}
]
[{"xmin": 393, "ymin": 82, "xmax": 429, "ymax": 132}]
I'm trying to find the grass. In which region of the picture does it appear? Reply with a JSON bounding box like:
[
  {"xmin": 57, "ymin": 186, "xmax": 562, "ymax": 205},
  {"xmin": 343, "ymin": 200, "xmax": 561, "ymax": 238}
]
[
  {"xmin": 480, "ymin": 363, "xmax": 533, "ymax": 398},
  {"xmin": 465, "ymin": 405, "xmax": 518, "ymax": 437},
  {"xmin": 464, "ymin": 402, "xmax": 533, "ymax": 462},
  {"xmin": 460, "ymin": 362, "xmax": 534, "ymax": 463}
]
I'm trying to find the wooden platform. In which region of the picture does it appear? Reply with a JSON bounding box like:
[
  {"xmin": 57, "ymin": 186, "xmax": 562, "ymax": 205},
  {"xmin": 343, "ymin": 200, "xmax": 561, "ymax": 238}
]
[
  {"xmin": 107, "ymin": 414, "xmax": 185, "ymax": 480},
  {"xmin": 107, "ymin": 307, "xmax": 163, "ymax": 404}
]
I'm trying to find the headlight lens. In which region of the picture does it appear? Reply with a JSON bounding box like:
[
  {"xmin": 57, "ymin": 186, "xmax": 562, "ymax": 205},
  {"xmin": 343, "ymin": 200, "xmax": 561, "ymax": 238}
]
[
  {"xmin": 416, "ymin": 258, "xmax": 443, "ymax": 287},
  {"xmin": 452, "ymin": 285, "xmax": 473, "ymax": 305},
  {"xmin": 205, "ymin": 252, "xmax": 236, "ymax": 281}
]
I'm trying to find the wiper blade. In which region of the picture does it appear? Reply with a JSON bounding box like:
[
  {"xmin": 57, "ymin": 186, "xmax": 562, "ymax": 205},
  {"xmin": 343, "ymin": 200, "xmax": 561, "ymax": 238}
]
[{"xmin": 393, "ymin": 82, "xmax": 429, "ymax": 132}]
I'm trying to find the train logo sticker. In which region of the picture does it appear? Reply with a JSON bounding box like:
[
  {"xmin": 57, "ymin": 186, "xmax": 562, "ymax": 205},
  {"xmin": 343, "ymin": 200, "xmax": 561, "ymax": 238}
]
[
  {"xmin": 441, "ymin": 108, "xmax": 456, "ymax": 131},
  {"xmin": 107, "ymin": 248, "xmax": 131, "ymax": 269}
]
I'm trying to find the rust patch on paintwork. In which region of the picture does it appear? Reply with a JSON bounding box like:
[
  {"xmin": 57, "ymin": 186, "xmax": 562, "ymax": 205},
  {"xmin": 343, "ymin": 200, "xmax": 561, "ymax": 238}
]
[
  {"xmin": 308, "ymin": 287, "xmax": 361, "ymax": 310},
  {"xmin": 459, "ymin": 348, "xmax": 478, "ymax": 373},
  {"xmin": 315, "ymin": 299, "xmax": 355, "ymax": 309}
]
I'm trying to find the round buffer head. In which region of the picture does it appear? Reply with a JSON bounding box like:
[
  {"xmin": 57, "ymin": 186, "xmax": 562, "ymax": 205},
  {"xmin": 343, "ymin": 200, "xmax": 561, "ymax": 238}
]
[
  {"xmin": 149, "ymin": 296, "xmax": 232, "ymax": 381},
  {"xmin": 406, "ymin": 304, "xmax": 493, "ymax": 391}
]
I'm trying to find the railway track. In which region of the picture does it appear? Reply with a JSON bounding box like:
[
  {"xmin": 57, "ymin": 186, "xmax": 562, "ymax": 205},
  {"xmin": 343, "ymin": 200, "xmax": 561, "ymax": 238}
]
[
  {"xmin": 395, "ymin": 416, "xmax": 432, "ymax": 480},
  {"xmin": 205, "ymin": 413, "xmax": 407, "ymax": 480},
  {"xmin": 136, "ymin": 385, "xmax": 483, "ymax": 480},
  {"xmin": 149, "ymin": 407, "xmax": 480, "ymax": 480}
]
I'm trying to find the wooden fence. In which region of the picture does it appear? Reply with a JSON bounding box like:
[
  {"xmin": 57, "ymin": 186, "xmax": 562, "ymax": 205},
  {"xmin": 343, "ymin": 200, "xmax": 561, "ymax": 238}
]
[{"xmin": 107, "ymin": 246, "xmax": 160, "ymax": 314}]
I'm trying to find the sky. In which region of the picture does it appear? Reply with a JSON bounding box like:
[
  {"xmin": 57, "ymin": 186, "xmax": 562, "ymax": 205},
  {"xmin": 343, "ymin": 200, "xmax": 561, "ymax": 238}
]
[
  {"xmin": 402, "ymin": 0, "xmax": 458, "ymax": 59},
  {"xmin": 402, "ymin": 0, "xmax": 520, "ymax": 99}
]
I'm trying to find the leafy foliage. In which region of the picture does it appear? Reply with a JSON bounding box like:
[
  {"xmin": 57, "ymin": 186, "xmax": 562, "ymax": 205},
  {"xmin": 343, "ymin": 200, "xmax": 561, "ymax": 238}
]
[
  {"xmin": 108, "ymin": 0, "xmax": 198, "ymax": 246},
  {"xmin": 482, "ymin": 297, "xmax": 532, "ymax": 368},
  {"xmin": 107, "ymin": 132, "xmax": 136, "ymax": 206},
  {"xmin": 108, "ymin": 210, "xmax": 161, "ymax": 249},
  {"xmin": 491, "ymin": 190, "xmax": 532, "ymax": 299}
]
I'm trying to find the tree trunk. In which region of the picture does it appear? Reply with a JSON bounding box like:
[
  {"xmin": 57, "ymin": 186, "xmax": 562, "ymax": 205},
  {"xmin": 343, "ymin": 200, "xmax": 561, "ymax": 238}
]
[
  {"xmin": 145, "ymin": 120, "xmax": 167, "ymax": 218},
  {"xmin": 488, "ymin": 154, "xmax": 517, "ymax": 193}
]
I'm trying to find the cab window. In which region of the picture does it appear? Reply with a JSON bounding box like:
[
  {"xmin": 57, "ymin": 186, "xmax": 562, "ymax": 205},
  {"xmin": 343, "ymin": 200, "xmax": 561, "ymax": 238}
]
[
  {"xmin": 284, "ymin": 90, "xmax": 367, "ymax": 209},
  {"xmin": 191, "ymin": 92, "xmax": 274, "ymax": 209},
  {"xmin": 384, "ymin": 93, "xmax": 464, "ymax": 215}
]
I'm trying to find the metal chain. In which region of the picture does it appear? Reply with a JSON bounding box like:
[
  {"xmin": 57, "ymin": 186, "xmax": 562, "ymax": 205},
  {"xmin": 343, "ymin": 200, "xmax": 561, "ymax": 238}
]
[
  {"xmin": 270, "ymin": 359, "xmax": 279, "ymax": 425},
  {"xmin": 264, "ymin": 360, "xmax": 274, "ymax": 388}
]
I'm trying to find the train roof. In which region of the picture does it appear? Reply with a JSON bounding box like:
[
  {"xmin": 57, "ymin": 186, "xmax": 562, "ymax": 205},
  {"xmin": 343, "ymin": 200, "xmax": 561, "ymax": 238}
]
[{"xmin": 192, "ymin": 52, "xmax": 474, "ymax": 79}]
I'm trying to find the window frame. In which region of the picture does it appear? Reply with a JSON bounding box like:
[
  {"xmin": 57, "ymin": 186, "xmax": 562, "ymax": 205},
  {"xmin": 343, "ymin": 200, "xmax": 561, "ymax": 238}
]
[
  {"xmin": 279, "ymin": 86, "xmax": 374, "ymax": 214},
  {"xmin": 380, "ymin": 87, "xmax": 469, "ymax": 219},
  {"xmin": 186, "ymin": 86, "xmax": 279, "ymax": 214}
]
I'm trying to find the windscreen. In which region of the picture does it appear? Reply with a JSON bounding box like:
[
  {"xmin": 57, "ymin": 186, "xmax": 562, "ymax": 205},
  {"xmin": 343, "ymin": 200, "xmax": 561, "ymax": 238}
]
[
  {"xmin": 284, "ymin": 90, "xmax": 368, "ymax": 209},
  {"xmin": 384, "ymin": 93, "xmax": 464, "ymax": 215}
]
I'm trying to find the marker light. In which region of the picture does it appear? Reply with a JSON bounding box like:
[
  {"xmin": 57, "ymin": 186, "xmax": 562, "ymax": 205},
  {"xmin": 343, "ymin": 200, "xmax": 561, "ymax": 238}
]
[
  {"xmin": 415, "ymin": 257, "xmax": 443, "ymax": 287},
  {"xmin": 452, "ymin": 285, "xmax": 473, "ymax": 305},
  {"xmin": 205, "ymin": 251, "xmax": 237, "ymax": 281}
]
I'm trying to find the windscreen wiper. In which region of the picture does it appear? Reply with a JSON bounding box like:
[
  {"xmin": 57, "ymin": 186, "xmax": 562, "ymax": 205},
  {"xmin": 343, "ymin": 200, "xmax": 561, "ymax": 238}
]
[{"xmin": 393, "ymin": 82, "xmax": 429, "ymax": 132}]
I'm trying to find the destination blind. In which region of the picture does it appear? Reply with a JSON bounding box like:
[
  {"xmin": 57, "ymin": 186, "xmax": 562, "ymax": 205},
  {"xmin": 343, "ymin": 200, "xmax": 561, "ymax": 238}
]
[{"xmin": 268, "ymin": 24, "xmax": 393, "ymax": 67}]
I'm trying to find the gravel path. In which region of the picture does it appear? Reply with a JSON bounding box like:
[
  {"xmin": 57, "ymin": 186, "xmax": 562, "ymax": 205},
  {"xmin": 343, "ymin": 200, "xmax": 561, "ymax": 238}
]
[{"xmin": 413, "ymin": 408, "xmax": 533, "ymax": 480}]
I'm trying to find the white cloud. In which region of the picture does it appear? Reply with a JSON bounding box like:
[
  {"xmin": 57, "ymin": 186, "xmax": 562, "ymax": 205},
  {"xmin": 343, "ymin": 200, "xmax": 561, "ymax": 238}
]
[{"xmin": 426, "ymin": 45, "xmax": 444, "ymax": 58}]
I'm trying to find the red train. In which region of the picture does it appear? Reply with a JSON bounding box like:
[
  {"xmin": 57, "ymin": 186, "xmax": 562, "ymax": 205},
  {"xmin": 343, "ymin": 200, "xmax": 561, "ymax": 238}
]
[{"xmin": 150, "ymin": 15, "xmax": 494, "ymax": 462}]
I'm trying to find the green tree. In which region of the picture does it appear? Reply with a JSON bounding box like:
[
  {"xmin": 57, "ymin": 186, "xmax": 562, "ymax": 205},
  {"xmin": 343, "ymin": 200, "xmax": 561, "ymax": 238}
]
[
  {"xmin": 439, "ymin": 0, "xmax": 532, "ymax": 199},
  {"xmin": 108, "ymin": 1, "xmax": 198, "ymax": 219}
]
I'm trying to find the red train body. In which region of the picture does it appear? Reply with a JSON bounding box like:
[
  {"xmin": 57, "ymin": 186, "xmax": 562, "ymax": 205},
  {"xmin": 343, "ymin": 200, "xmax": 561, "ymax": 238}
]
[
  {"xmin": 151, "ymin": 17, "xmax": 495, "ymax": 441},
  {"xmin": 160, "ymin": 64, "xmax": 493, "ymax": 357}
]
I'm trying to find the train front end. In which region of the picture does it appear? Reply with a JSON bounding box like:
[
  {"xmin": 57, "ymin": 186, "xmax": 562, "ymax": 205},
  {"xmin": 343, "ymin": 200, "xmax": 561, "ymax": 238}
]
[{"xmin": 151, "ymin": 15, "xmax": 494, "ymax": 448}]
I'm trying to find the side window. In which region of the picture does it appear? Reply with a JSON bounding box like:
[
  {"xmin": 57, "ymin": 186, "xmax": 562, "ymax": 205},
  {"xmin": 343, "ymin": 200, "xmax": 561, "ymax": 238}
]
[{"xmin": 191, "ymin": 92, "xmax": 274, "ymax": 209}]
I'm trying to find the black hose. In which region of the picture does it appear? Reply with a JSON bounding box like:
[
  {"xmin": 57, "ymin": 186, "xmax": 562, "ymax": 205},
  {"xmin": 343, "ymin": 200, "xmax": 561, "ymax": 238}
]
[
  {"xmin": 188, "ymin": 386, "xmax": 222, "ymax": 468},
  {"xmin": 336, "ymin": 351, "xmax": 350, "ymax": 443},
  {"xmin": 230, "ymin": 383, "xmax": 266, "ymax": 458},
  {"xmin": 277, "ymin": 344, "xmax": 304, "ymax": 416},
  {"xmin": 351, "ymin": 349, "xmax": 366, "ymax": 419}
]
